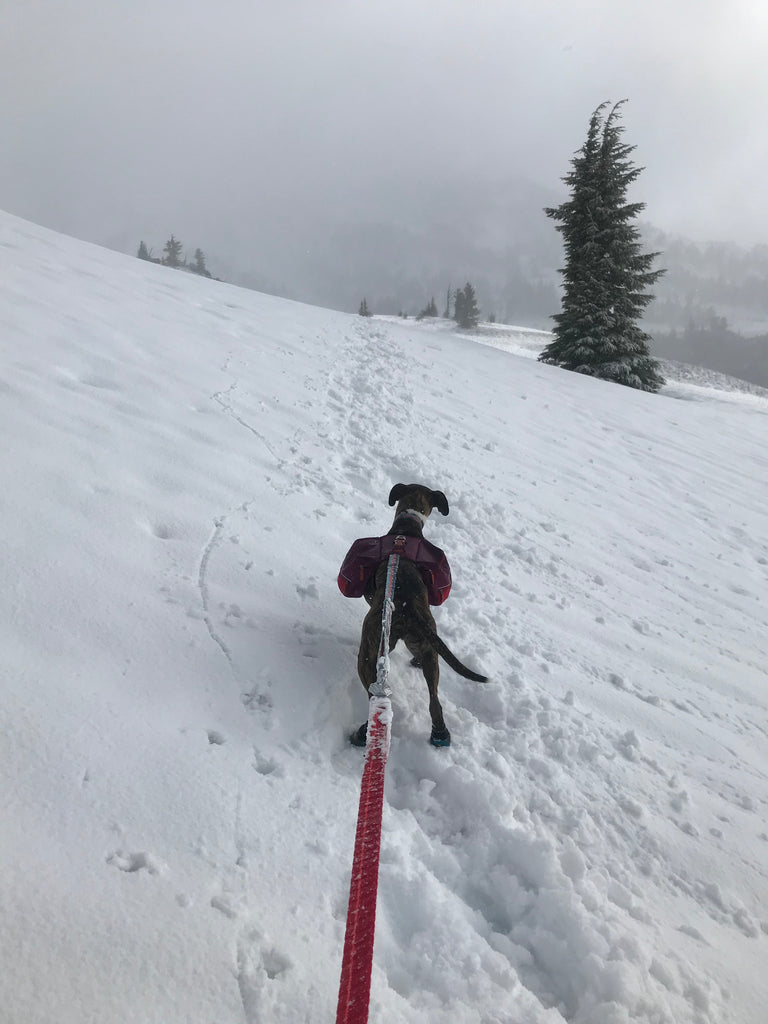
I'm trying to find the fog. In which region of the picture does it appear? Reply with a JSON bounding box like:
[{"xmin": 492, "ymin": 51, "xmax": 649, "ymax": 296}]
[{"xmin": 2, "ymin": 0, "xmax": 767, "ymax": 291}]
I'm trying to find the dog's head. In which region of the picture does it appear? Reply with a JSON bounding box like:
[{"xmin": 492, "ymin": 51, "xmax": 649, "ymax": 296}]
[{"xmin": 388, "ymin": 482, "xmax": 449, "ymax": 520}]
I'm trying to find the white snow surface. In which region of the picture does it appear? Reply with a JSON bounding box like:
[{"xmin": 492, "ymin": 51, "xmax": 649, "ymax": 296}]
[{"xmin": 1, "ymin": 210, "xmax": 767, "ymax": 1024}]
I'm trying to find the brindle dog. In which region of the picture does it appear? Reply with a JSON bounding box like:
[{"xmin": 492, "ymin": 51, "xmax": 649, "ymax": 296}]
[{"xmin": 350, "ymin": 482, "xmax": 487, "ymax": 748}]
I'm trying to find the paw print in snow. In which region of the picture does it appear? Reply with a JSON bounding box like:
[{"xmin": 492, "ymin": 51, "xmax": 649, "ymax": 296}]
[{"xmin": 107, "ymin": 850, "xmax": 162, "ymax": 875}]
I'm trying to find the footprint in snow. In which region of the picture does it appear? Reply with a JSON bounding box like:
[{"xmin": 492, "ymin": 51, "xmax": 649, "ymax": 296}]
[
  {"xmin": 236, "ymin": 930, "xmax": 293, "ymax": 1022},
  {"xmin": 242, "ymin": 690, "xmax": 272, "ymax": 713},
  {"xmin": 677, "ymin": 923, "xmax": 708, "ymax": 944},
  {"xmin": 107, "ymin": 850, "xmax": 162, "ymax": 875},
  {"xmin": 253, "ymin": 749, "xmax": 282, "ymax": 777},
  {"xmin": 211, "ymin": 894, "xmax": 241, "ymax": 920}
]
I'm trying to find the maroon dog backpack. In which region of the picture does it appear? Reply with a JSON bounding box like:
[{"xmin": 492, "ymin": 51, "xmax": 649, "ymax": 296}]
[{"xmin": 337, "ymin": 534, "xmax": 452, "ymax": 606}]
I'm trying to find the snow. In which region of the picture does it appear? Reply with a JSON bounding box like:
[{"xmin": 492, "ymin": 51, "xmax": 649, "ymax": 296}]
[{"xmin": 1, "ymin": 209, "xmax": 767, "ymax": 1024}]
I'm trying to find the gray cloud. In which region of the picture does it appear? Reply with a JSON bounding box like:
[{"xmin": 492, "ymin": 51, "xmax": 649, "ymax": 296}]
[{"xmin": 1, "ymin": 0, "xmax": 766, "ymax": 277}]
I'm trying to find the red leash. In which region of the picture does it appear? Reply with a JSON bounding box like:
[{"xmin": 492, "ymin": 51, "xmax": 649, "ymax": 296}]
[
  {"xmin": 335, "ymin": 694, "xmax": 390, "ymax": 1024},
  {"xmin": 336, "ymin": 554, "xmax": 399, "ymax": 1024}
]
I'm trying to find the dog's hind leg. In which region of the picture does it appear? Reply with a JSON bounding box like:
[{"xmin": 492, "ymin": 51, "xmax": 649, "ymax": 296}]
[
  {"xmin": 419, "ymin": 648, "xmax": 451, "ymax": 747},
  {"xmin": 357, "ymin": 638, "xmax": 378, "ymax": 693},
  {"xmin": 350, "ymin": 616, "xmax": 379, "ymax": 747}
]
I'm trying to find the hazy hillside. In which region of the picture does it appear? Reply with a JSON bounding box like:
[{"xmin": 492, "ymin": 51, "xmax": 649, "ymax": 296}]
[
  {"xmin": 218, "ymin": 178, "xmax": 766, "ymax": 324},
  {"xmin": 651, "ymin": 320, "xmax": 768, "ymax": 389},
  {"xmin": 223, "ymin": 174, "xmax": 562, "ymax": 328},
  {"xmin": 214, "ymin": 176, "xmax": 768, "ymax": 385},
  {"xmin": 645, "ymin": 231, "xmax": 768, "ymax": 335}
]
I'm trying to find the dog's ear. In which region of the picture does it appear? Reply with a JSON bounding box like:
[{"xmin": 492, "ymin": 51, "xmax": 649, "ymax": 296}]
[
  {"xmin": 431, "ymin": 490, "xmax": 449, "ymax": 516},
  {"xmin": 388, "ymin": 483, "xmax": 408, "ymax": 507}
]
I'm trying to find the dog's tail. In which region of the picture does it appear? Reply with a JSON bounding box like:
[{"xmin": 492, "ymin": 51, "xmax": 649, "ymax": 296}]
[{"xmin": 413, "ymin": 615, "xmax": 488, "ymax": 682}]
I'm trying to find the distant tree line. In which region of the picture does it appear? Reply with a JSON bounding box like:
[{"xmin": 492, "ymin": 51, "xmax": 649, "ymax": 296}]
[
  {"xmin": 137, "ymin": 236, "xmax": 218, "ymax": 279},
  {"xmin": 644, "ymin": 232, "xmax": 768, "ymax": 329},
  {"xmin": 652, "ymin": 316, "xmax": 768, "ymax": 389},
  {"xmin": 360, "ymin": 282, "xmax": 482, "ymax": 329},
  {"xmin": 416, "ymin": 286, "xmax": 481, "ymax": 327}
]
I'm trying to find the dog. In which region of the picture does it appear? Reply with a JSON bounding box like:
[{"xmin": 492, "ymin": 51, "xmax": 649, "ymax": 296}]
[{"xmin": 344, "ymin": 482, "xmax": 487, "ymax": 747}]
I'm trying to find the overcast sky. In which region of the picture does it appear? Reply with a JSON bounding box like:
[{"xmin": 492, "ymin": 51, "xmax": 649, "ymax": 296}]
[{"xmin": 2, "ymin": 0, "xmax": 767, "ymax": 271}]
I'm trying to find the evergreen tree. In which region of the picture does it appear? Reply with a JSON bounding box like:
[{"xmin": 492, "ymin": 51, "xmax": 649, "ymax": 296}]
[
  {"xmin": 163, "ymin": 235, "xmax": 183, "ymax": 268},
  {"xmin": 539, "ymin": 101, "xmax": 665, "ymax": 392},
  {"xmin": 453, "ymin": 286, "xmax": 465, "ymax": 326},
  {"xmin": 444, "ymin": 287, "xmax": 452, "ymax": 319},
  {"xmin": 358, "ymin": 297, "xmax": 371, "ymax": 317},
  {"xmin": 137, "ymin": 241, "xmax": 151, "ymax": 261},
  {"xmin": 417, "ymin": 296, "xmax": 438, "ymax": 319},
  {"xmin": 455, "ymin": 281, "xmax": 480, "ymax": 329},
  {"xmin": 192, "ymin": 248, "xmax": 212, "ymax": 277}
]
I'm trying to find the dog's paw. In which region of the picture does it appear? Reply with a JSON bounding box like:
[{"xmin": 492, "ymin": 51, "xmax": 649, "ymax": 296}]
[
  {"xmin": 350, "ymin": 723, "xmax": 368, "ymax": 747},
  {"xmin": 429, "ymin": 727, "xmax": 451, "ymax": 747}
]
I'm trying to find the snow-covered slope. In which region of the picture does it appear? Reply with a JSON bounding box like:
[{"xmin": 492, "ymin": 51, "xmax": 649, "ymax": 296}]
[{"xmin": 1, "ymin": 211, "xmax": 767, "ymax": 1024}]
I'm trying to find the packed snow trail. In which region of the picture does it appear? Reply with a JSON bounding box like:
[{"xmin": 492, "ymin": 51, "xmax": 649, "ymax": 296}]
[{"xmin": 1, "ymin": 211, "xmax": 766, "ymax": 1023}]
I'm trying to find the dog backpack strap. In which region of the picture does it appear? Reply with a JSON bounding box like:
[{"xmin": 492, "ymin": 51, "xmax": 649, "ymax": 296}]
[{"xmin": 392, "ymin": 534, "xmax": 408, "ymax": 554}]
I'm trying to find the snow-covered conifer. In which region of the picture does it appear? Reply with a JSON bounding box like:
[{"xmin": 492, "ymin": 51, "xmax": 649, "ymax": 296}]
[{"xmin": 540, "ymin": 101, "xmax": 665, "ymax": 392}]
